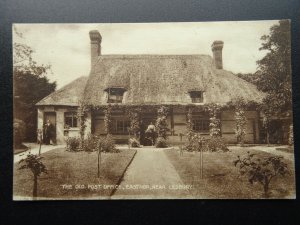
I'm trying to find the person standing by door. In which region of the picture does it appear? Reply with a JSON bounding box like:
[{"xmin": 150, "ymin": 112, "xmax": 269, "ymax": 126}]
[{"xmin": 44, "ymin": 120, "xmax": 54, "ymax": 145}]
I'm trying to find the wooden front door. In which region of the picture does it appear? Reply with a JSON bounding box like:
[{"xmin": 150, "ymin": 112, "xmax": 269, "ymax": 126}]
[{"xmin": 44, "ymin": 112, "xmax": 56, "ymax": 144}]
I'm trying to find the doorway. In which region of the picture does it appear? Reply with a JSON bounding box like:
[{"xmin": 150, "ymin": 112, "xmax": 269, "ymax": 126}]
[
  {"xmin": 140, "ymin": 115, "xmax": 156, "ymax": 146},
  {"xmin": 44, "ymin": 112, "xmax": 57, "ymax": 144}
]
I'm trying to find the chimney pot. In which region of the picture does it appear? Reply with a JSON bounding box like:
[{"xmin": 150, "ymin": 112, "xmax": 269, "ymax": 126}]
[
  {"xmin": 89, "ymin": 30, "xmax": 102, "ymax": 67},
  {"xmin": 211, "ymin": 40, "xmax": 224, "ymax": 69}
]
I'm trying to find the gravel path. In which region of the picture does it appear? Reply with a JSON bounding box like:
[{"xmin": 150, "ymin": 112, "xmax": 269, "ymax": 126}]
[{"xmin": 111, "ymin": 147, "xmax": 192, "ymax": 199}]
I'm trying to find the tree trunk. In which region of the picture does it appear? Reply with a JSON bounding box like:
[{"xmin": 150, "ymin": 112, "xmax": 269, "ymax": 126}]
[
  {"xmin": 33, "ymin": 174, "xmax": 38, "ymax": 198},
  {"xmin": 266, "ymin": 131, "xmax": 270, "ymax": 147}
]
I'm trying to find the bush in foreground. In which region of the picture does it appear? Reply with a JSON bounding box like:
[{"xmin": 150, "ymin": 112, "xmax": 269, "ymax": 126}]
[
  {"xmin": 205, "ymin": 136, "xmax": 229, "ymax": 152},
  {"xmin": 83, "ymin": 133, "xmax": 98, "ymax": 152},
  {"xmin": 100, "ymin": 134, "xmax": 119, "ymax": 153},
  {"xmin": 184, "ymin": 133, "xmax": 228, "ymax": 152},
  {"xmin": 66, "ymin": 137, "xmax": 80, "ymax": 151},
  {"xmin": 234, "ymin": 151, "xmax": 289, "ymax": 197}
]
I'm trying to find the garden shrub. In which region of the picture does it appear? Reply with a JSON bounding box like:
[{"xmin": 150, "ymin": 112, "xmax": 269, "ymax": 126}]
[
  {"xmin": 184, "ymin": 132, "xmax": 205, "ymax": 152},
  {"xmin": 205, "ymin": 136, "xmax": 229, "ymax": 152},
  {"xmin": 129, "ymin": 138, "xmax": 140, "ymax": 147},
  {"xmin": 66, "ymin": 137, "xmax": 80, "ymax": 151},
  {"xmin": 234, "ymin": 152, "xmax": 289, "ymax": 197},
  {"xmin": 99, "ymin": 134, "xmax": 119, "ymax": 153},
  {"xmin": 14, "ymin": 119, "xmax": 26, "ymax": 148},
  {"xmin": 155, "ymin": 137, "xmax": 168, "ymax": 148},
  {"xmin": 83, "ymin": 133, "xmax": 98, "ymax": 152}
]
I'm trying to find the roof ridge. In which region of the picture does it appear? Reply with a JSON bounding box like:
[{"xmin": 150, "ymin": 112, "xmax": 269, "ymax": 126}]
[{"xmin": 97, "ymin": 54, "xmax": 212, "ymax": 59}]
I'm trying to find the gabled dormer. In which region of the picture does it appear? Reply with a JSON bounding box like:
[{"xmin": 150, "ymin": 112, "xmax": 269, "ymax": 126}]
[{"xmin": 105, "ymin": 87, "xmax": 126, "ymax": 103}]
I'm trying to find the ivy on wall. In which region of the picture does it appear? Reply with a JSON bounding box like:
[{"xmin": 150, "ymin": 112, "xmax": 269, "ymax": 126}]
[
  {"xmin": 233, "ymin": 98, "xmax": 247, "ymax": 146},
  {"xmin": 205, "ymin": 103, "xmax": 221, "ymax": 137},
  {"xmin": 77, "ymin": 102, "xmax": 88, "ymax": 149},
  {"xmin": 156, "ymin": 106, "xmax": 169, "ymax": 139}
]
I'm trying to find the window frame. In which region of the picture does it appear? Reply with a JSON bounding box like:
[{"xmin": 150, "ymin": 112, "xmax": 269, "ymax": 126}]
[
  {"xmin": 192, "ymin": 118, "xmax": 210, "ymax": 133},
  {"xmin": 111, "ymin": 118, "xmax": 130, "ymax": 134},
  {"xmin": 64, "ymin": 112, "xmax": 78, "ymax": 128},
  {"xmin": 189, "ymin": 91, "xmax": 204, "ymax": 103},
  {"xmin": 106, "ymin": 88, "xmax": 126, "ymax": 103}
]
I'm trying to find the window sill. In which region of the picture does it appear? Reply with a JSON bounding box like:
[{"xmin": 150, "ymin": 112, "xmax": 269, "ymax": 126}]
[{"xmin": 64, "ymin": 128, "xmax": 79, "ymax": 131}]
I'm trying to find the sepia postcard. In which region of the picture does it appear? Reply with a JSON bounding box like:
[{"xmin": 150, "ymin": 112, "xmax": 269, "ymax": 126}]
[{"xmin": 13, "ymin": 21, "xmax": 295, "ymax": 200}]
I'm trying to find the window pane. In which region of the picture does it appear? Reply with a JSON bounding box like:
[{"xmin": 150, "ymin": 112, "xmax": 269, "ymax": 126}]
[
  {"xmin": 192, "ymin": 119, "xmax": 209, "ymax": 132},
  {"xmin": 65, "ymin": 117, "xmax": 73, "ymax": 127},
  {"xmin": 65, "ymin": 112, "xmax": 78, "ymax": 128}
]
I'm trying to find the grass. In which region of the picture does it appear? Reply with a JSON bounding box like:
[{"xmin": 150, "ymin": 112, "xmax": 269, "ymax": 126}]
[
  {"xmin": 13, "ymin": 148, "xmax": 136, "ymax": 200},
  {"xmin": 164, "ymin": 147, "xmax": 296, "ymax": 199},
  {"xmin": 14, "ymin": 144, "xmax": 29, "ymax": 154}
]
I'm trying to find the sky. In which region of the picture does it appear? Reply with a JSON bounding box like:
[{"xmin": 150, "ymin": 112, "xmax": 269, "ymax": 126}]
[{"xmin": 13, "ymin": 21, "xmax": 278, "ymax": 89}]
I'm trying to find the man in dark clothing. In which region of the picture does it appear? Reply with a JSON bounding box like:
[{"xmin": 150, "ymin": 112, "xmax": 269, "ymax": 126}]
[{"xmin": 44, "ymin": 120, "xmax": 54, "ymax": 145}]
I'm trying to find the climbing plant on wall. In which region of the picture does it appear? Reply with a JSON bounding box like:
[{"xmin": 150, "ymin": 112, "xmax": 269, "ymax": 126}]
[
  {"xmin": 77, "ymin": 102, "xmax": 88, "ymax": 150},
  {"xmin": 186, "ymin": 106, "xmax": 194, "ymax": 143},
  {"xmin": 156, "ymin": 106, "xmax": 169, "ymax": 139},
  {"xmin": 206, "ymin": 103, "xmax": 221, "ymax": 137},
  {"xmin": 234, "ymin": 98, "xmax": 247, "ymax": 146},
  {"xmin": 103, "ymin": 105, "xmax": 112, "ymax": 135},
  {"xmin": 126, "ymin": 106, "xmax": 142, "ymax": 140}
]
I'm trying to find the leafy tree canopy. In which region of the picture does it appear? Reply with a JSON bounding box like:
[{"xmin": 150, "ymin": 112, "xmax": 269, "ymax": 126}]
[
  {"xmin": 256, "ymin": 20, "xmax": 292, "ymax": 114},
  {"xmin": 13, "ymin": 26, "xmax": 56, "ymax": 141}
]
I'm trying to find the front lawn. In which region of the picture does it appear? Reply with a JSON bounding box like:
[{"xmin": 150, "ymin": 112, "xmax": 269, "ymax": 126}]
[
  {"xmin": 164, "ymin": 147, "xmax": 295, "ymax": 199},
  {"xmin": 13, "ymin": 148, "xmax": 136, "ymax": 200}
]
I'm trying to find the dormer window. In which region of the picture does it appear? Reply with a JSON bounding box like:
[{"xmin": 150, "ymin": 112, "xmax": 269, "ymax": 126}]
[
  {"xmin": 189, "ymin": 91, "xmax": 203, "ymax": 103},
  {"xmin": 105, "ymin": 87, "xmax": 126, "ymax": 103}
]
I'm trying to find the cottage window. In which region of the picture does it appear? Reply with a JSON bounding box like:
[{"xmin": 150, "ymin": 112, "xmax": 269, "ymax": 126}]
[
  {"xmin": 192, "ymin": 119, "xmax": 209, "ymax": 132},
  {"xmin": 106, "ymin": 88, "xmax": 126, "ymax": 103},
  {"xmin": 64, "ymin": 112, "xmax": 78, "ymax": 128},
  {"xmin": 189, "ymin": 91, "xmax": 203, "ymax": 103},
  {"xmin": 112, "ymin": 119, "xmax": 130, "ymax": 134}
]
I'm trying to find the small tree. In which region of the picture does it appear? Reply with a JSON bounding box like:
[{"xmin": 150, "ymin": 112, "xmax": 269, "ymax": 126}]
[
  {"xmin": 234, "ymin": 152, "xmax": 289, "ymax": 197},
  {"xmin": 234, "ymin": 98, "xmax": 247, "ymax": 146},
  {"xmin": 19, "ymin": 153, "xmax": 47, "ymax": 198}
]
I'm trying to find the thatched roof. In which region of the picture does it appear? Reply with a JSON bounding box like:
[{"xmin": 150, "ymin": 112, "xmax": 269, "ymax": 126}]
[
  {"xmin": 36, "ymin": 76, "xmax": 88, "ymax": 106},
  {"xmin": 83, "ymin": 55, "xmax": 265, "ymax": 106}
]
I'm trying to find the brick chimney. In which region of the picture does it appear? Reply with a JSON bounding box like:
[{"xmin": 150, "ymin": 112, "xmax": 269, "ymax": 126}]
[
  {"xmin": 89, "ymin": 30, "xmax": 102, "ymax": 67},
  {"xmin": 211, "ymin": 40, "xmax": 224, "ymax": 69}
]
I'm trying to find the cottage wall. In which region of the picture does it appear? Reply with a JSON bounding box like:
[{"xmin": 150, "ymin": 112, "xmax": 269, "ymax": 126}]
[
  {"xmin": 221, "ymin": 110, "xmax": 259, "ymax": 144},
  {"xmin": 89, "ymin": 108, "xmax": 260, "ymax": 145},
  {"xmin": 37, "ymin": 106, "xmax": 92, "ymax": 145}
]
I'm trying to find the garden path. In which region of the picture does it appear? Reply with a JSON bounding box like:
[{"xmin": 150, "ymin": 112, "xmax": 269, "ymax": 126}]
[
  {"xmin": 14, "ymin": 143, "xmax": 65, "ymax": 163},
  {"xmin": 111, "ymin": 147, "xmax": 192, "ymax": 199}
]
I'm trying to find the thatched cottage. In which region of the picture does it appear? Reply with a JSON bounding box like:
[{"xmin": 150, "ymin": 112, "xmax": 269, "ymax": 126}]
[{"xmin": 36, "ymin": 30, "xmax": 265, "ymax": 145}]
